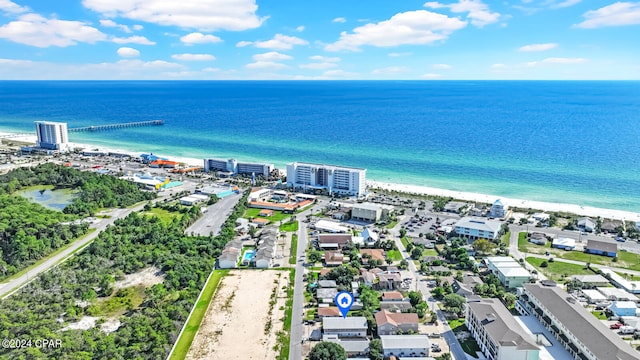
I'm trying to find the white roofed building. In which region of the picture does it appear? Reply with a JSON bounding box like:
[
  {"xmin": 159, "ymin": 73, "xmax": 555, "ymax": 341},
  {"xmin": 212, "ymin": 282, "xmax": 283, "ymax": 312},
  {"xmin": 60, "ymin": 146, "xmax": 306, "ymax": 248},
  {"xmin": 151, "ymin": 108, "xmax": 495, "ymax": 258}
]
[
  {"xmin": 455, "ymin": 217, "xmax": 503, "ymax": 240},
  {"xmin": 286, "ymin": 162, "xmax": 366, "ymax": 198}
]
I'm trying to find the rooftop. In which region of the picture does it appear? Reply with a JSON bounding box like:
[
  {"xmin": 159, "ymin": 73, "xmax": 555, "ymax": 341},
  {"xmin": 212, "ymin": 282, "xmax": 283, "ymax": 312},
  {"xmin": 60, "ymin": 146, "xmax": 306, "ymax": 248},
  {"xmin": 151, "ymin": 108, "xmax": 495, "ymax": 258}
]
[
  {"xmin": 468, "ymin": 298, "xmax": 538, "ymax": 350},
  {"xmin": 375, "ymin": 310, "xmax": 419, "ymax": 326},
  {"xmin": 524, "ymin": 283, "xmax": 640, "ymax": 360},
  {"xmin": 455, "ymin": 217, "xmax": 502, "ymax": 233},
  {"xmin": 379, "ymin": 335, "xmax": 429, "ymax": 349},
  {"xmin": 323, "ymin": 316, "xmax": 368, "ymax": 330},
  {"xmin": 586, "ymin": 239, "xmax": 618, "ymax": 253}
]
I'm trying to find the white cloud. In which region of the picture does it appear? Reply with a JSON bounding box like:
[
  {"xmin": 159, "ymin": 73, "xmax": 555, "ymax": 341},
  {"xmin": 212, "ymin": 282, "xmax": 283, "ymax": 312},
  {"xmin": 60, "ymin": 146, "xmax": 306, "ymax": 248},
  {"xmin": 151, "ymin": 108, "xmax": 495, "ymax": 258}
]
[
  {"xmin": 388, "ymin": 52, "xmax": 413, "ymax": 57},
  {"xmin": 372, "ymin": 66, "xmax": 409, "ymax": 75},
  {"xmin": 332, "ymin": 17, "xmax": 347, "ymax": 23},
  {"xmin": 202, "ymin": 67, "xmax": 220, "ymax": 72},
  {"xmin": 117, "ymin": 47, "xmax": 140, "ymax": 57},
  {"xmin": 0, "ymin": 0, "xmax": 29, "ymax": 14},
  {"xmin": 236, "ymin": 34, "xmax": 308, "ymax": 50},
  {"xmin": 0, "ymin": 13, "xmax": 107, "ymax": 47},
  {"xmin": 99, "ymin": 19, "xmax": 133, "ymax": 33},
  {"xmin": 309, "ymin": 55, "xmax": 340, "ymax": 62},
  {"xmin": 518, "ymin": 42, "xmax": 558, "ymax": 52},
  {"xmin": 322, "ymin": 69, "xmax": 358, "ymax": 78},
  {"xmin": 180, "ymin": 32, "xmax": 222, "ymax": 45},
  {"xmin": 432, "ymin": 63, "xmax": 452, "ymax": 69},
  {"xmin": 82, "ymin": 0, "xmax": 266, "ymax": 31},
  {"xmin": 252, "ymin": 51, "xmax": 292, "ymax": 61},
  {"xmin": 171, "ymin": 53, "xmax": 216, "ymax": 61},
  {"xmin": 112, "ymin": 35, "xmax": 155, "ymax": 45},
  {"xmin": 296, "ymin": 25, "xmax": 305, "ymax": 32},
  {"xmin": 299, "ymin": 62, "xmax": 338, "ymax": 70},
  {"xmin": 421, "ymin": 73, "xmax": 443, "ymax": 79},
  {"xmin": 491, "ymin": 63, "xmax": 507, "ymax": 69},
  {"xmin": 526, "ymin": 57, "xmax": 587, "ymax": 66},
  {"xmin": 0, "ymin": 58, "xmax": 185, "ymax": 79},
  {"xmin": 574, "ymin": 2, "xmax": 640, "ymax": 28},
  {"xmin": 424, "ymin": 0, "xmax": 501, "ymax": 27},
  {"xmin": 325, "ymin": 10, "xmax": 467, "ymax": 52},
  {"xmin": 132, "ymin": 24, "xmax": 143, "ymax": 31},
  {"xmin": 551, "ymin": 0, "xmax": 581, "ymax": 8},
  {"xmin": 245, "ymin": 61, "xmax": 288, "ymax": 69}
]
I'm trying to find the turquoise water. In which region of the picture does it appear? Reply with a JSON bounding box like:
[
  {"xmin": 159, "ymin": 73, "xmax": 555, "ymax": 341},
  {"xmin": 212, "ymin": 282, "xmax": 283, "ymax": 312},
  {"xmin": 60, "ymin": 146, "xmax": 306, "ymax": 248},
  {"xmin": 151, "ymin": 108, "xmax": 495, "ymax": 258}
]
[
  {"xmin": 242, "ymin": 250, "xmax": 256, "ymax": 264},
  {"xmin": 1, "ymin": 81, "xmax": 639, "ymax": 211}
]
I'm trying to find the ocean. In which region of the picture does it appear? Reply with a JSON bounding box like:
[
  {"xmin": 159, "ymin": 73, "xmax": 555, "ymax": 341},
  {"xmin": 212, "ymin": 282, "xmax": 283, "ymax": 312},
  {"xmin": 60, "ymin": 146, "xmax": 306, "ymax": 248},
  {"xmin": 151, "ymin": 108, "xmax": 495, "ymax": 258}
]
[{"xmin": 1, "ymin": 80, "xmax": 639, "ymax": 212}]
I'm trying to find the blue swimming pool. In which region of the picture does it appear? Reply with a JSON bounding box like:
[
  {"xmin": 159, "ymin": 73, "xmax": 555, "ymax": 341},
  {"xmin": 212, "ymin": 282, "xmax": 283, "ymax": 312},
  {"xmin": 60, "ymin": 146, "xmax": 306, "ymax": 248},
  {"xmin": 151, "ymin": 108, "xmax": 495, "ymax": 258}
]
[{"xmin": 241, "ymin": 250, "xmax": 256, "ymax": 265}]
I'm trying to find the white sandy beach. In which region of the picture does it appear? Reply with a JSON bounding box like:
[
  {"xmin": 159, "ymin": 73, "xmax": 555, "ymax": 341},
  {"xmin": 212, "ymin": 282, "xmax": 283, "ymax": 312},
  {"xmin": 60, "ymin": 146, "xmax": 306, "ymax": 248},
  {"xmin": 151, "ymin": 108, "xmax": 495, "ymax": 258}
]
[{"xmin": 3, "ymin": 132, "xmax": 639, "ymax": 222}]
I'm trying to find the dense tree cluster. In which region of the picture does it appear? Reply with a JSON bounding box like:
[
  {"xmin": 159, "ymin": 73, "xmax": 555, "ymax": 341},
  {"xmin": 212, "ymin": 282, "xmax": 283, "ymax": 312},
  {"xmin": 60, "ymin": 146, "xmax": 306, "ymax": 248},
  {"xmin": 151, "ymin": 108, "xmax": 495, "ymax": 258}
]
[
  {"xmin": 0, "ymin": 195, "xmax": 88, "ymax": 278},
  {"xmin": 0, "ymin": 163, "xmax": 156, "ymax": 216},
  {"xmin": 0, "ymin": 191, "xmax": 249, "ymax": 359}
]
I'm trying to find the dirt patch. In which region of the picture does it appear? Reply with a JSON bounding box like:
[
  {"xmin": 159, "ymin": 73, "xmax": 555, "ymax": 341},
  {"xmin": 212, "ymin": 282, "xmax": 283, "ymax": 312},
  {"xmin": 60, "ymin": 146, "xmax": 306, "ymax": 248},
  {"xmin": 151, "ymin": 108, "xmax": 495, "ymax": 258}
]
[
  {"xmin": 186, "ymin": 270, "xmax": 290, "ymax": 360},
  {"xmin": 113, "ymin": 266, "xmax": 164, "ymax": 290},
  {"xmin": 101, "ymin": 318, "xmax": 121, "ymax": 334},
  {"xmin": 61, "ymin": 316, "xmax": 98, "ymax": 331}
]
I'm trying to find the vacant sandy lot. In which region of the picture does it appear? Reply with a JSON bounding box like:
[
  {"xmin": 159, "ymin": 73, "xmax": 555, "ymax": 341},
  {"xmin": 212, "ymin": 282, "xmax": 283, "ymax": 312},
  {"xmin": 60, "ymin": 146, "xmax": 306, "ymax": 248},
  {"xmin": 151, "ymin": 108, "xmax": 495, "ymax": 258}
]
[{"xmin": 187, "ymin": 270, "xmax": 290, "ymax": 360}]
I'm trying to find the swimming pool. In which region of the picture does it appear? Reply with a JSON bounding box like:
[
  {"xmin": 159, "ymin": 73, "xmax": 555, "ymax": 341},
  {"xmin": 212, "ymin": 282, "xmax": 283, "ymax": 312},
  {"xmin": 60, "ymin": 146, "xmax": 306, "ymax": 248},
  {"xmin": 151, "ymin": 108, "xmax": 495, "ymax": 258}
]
[{"xmin": 241, "ymin": 250, "xmax": 256, "ymax": 265}]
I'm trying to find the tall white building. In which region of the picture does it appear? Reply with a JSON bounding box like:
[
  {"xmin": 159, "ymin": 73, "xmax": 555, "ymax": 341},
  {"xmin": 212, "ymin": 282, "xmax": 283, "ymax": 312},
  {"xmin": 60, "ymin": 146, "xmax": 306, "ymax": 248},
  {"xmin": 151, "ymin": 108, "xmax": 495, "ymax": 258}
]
[
  {"xmin": 203, "ymin": 158, "xmax": 274, "ymax": 177},
  {"xmin": 35, "ymin": 121, "xmax": 69, "ymax": 151},
  {"xmin": 286, "ymin": 162, "xmax": 366, "ymax": 198}
]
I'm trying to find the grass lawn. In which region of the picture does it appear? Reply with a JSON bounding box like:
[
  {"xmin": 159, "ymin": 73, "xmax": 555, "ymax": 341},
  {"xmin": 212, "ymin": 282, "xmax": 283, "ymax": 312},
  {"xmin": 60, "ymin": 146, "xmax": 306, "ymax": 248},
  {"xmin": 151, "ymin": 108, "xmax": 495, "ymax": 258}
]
[
  {"xmin": 141, "ymin": 207, "xmax": 181, "ymax": 224},
  {"xmin": 279, "ymin": 220, "xmax": 299, "ymax": 232},
  {"xmin": 289, "ymin": 235, "xmax": 298, "ymax": 265},
  {"xmin": 449, "ymin": 319, "xmax": 480, "ymax": 358},
  {"xmin": 592, "ymin": 310, "xmax": 608, "ymax": 320},
  {"xmin": 244, "ymin": 208, "xmax": 293, "ymax": 223},
  {"xmin": 169, "ymin": 269, "xmax": 228, "ymax": 360},
  {"xmin": 526, "ymin": 257, "xmax": 595, "ymax": 281},
  {"xmin": 502, "ymin": 231, "xmax": 511, "ymax": 247},
  {"xmin": 385, "ymin": 220, "xmax": 399, "ymax": 229},
  {"xmin": 518, "ymin": 232, "xmax": 530, "ymax": 252},
  {"xmin": 387, "ymin": 250, "xmax": 403, "ymax": 261},
  {"xmin": 95, "ymin": 285, "xmax": 146, "ymax": 316},
  {"xmin": 277, "ymin": 269, "xmax": 295, "ymax": 360},
  {"xmin": 400, "ymin": 236, "xmax": 410, "ymax": 248},
  {"xmin": 422, "ymin": 249, "xmax": 438, "ymax": 257}
]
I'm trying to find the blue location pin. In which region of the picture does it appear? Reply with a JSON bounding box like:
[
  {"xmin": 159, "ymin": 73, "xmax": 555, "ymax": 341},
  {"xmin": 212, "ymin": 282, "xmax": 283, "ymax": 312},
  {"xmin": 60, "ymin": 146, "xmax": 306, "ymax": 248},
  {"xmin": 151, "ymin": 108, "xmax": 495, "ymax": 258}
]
[{"xmin": 335, "ymin": 291, "xmax": 354, "ymax": 318}]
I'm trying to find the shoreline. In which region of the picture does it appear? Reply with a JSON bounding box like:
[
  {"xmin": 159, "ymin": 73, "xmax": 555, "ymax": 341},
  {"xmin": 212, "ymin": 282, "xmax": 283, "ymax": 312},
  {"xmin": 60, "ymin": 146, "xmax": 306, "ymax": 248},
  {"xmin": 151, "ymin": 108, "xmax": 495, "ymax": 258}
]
[{"xmin": 3, "ymin": 132, "xmax": 639, "ymax": 221}]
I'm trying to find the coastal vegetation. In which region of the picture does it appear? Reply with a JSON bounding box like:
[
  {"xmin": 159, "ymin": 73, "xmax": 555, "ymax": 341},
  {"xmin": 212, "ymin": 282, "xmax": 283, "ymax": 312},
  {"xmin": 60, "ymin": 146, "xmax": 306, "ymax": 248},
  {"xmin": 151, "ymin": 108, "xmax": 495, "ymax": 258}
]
[
  {"xmin": 0, "ymin": 190, "xmax": 249, "ymax": 359},
  {"xmin": 0, "ymin": 163, "xmax": 156, "ymax": 216}
]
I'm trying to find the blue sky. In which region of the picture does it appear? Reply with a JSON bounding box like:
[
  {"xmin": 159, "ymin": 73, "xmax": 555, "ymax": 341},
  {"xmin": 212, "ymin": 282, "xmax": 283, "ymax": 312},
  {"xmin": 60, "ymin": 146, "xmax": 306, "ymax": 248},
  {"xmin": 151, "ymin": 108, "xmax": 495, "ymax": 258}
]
[{"xmin": 0, "ymin": 0, "xmax": 639, "ymax": 79}]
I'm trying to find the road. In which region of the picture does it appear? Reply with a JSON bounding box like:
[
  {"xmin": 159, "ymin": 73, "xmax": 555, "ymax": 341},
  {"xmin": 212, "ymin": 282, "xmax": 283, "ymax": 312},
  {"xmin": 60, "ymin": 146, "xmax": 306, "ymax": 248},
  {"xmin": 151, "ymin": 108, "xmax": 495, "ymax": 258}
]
[
  {"xmin": 391, "ymin": 215, "xmax": 469, "ymax": 360},
  {"xmin": 289, "ymin": 203, "xmax": 321, "ymax": 360},
  {"xmin": 185, "ymin": 192, "xmax": 242, "ymax": 236},
  {"xmin": 0, "ymin": 201, "xmax": 154, "ymax": 299}
]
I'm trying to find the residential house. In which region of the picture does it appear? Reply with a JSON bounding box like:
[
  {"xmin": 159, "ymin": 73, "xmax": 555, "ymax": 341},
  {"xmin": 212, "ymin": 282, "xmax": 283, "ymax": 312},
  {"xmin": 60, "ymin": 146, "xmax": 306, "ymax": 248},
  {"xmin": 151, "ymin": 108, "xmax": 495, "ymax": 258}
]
[
  {"xmin": 380, "ymin": 335, "xmax": 430, "ymax": 358},
  {"xmin": 596, "ymin": 287, "xmax": 639, "ymax": 302},
  {"xmin": 360, "ymin": 249, "xmax": 386, "ymax": 263},
  {"xmin": 218, "ymin": 239, "xmax": 243, "ymax": 269},
  {"xmin": 360, "ymin": 269, "xmax": 378, "ymax": 287},
  {"xmin": 517, "ymin": 282, "xmax": 640, "ymax": 360},
  {"xmin": 318, "ymin": 307, "xmax": 342, "ymax": 318},
  {"xmin": 452, "ymin": 275, "xmax": 483, "ymax": 297},
  {"xmin": 577, "ymin": 217, "xmax": 596, "ymax": 232},
  {"xmin": 570, "ymin": 274, "xmax": 610, "ymax": 288},
  {"xmin": 375, "ymin": 310, "xmax": 419, "ymax": 335},
  {"xmin": 489, "ymin": 199, "xmax": 508, "ymax": 219},
  {"xmin": 601, "ymin": 220, "xmax": 623, "ymax": 234},
  {"xmin": 360, "ymin": 228, "xmax": 379, "ymax": 246},
  {"xmin": 324, "ymin": 251, "xmax": 344, "ymax": 267},
  {"xmin": 444, "ymin": 201, "xmax": 468, "ymax": 214},
  {"xmin": 317, "ymin": 288, "xmax": 339, "ymax": 304},
  {"xmin": 258, "ymin": 209, "xmax": 274, "ymax": 217},
  {"xmin": 585, "ymin": 239, "xmax": 618, "ymax": 257},
  {"xmin": 251, "ymin": 217, "xmax": 270, "ymax": 227},
  {"xmin": 318, "ymin": 233, "xmax": 352, "ymax": 250},
  {"xmin": 609, "ymin": 301, "xmax": 638, "ymax": 317},
  {"xmin": 318, "ymin": 280, "xmax": 338, "ymax": 288},
  {"xmin": 467, "ymin": 298, "xmax": 539, "ymax": 360},
  {"xmin": 382, "ymin": 291, "xmax": 405, "ymax": 302},
  {"xmin": 324, "ymin": 336, "xmax": 370, "ymax": 357},
  {"xmin": 377, "ymin": 272, "xmax": 402, "ymax": 290},
  {"xmin": 380, "ymin": 300, "xmax": 413, "ymax": 312},
  {"xmin": 528, "ymin": 232, "xmax": 548, "ymax": 245},
  {"xmin": 322, "ymin": 316, "xmax": 368, "ymax": 339}
]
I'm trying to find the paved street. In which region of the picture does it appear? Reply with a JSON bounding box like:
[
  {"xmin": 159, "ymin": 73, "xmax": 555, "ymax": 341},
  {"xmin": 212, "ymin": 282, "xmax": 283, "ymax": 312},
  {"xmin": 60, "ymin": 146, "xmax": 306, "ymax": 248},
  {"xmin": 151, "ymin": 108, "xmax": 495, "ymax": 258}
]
[{"xmin": 185, "ymin": 192, "xmax": 242, "ymax": 236}]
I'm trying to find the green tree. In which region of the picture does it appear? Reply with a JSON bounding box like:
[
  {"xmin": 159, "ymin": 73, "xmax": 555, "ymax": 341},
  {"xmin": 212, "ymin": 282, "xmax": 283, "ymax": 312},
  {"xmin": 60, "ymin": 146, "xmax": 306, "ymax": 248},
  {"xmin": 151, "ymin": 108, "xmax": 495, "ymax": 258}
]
[
  {"xmin": 443, "ymin": 293, "xmax": 466, "ymax": 315},
  {"xmin": 360, "ymin": 285, "xmax": 380, "ymax": 311},
  {"xmin": 410, "ymin": 247, "xmax": 423, "ymax": 260},
  {"xmin": 369, "ymin": 338, "xmax": 383, "ymax": 360},
  {"xmin": 399, "ymin": 228, "xmax": 407, "ymax": 238},
  {"xmin": 309, "ymin": 341, "xmax": 347, "ymax": 360},
  {"xmin": 408, "ymin": 291, "xmax": 423, "ymax": 307},
  {"xmin": 472, "ymin": 239, "xmax": 494, "ymax": 255},
  {"xmin": 308, "ymin": 250, "xmax": 323, "ymax": 264}
]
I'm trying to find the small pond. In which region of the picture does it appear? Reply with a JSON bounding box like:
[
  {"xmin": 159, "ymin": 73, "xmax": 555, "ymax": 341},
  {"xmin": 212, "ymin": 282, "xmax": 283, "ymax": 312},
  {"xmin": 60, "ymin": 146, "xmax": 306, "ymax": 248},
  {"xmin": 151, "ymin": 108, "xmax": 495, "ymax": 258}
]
[{"xmin": 18, "ymin": 186, "xmax": 77, "ymax": 211}]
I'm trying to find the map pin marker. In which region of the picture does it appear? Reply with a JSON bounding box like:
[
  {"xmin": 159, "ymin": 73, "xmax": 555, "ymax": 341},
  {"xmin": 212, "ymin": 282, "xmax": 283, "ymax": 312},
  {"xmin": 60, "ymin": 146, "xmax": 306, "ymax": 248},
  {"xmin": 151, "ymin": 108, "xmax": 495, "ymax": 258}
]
[{"xmin": 334, "ymin": 291, "xmax": 354, "ymax": 319}]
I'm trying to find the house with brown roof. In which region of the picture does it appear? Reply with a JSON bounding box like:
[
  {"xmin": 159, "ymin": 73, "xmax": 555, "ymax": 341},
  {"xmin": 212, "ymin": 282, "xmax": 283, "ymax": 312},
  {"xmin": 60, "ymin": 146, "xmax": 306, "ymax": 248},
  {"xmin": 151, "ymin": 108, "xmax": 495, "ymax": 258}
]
[
  {"xmin": 258, "ymin": 209, "xmax": 274, "ymax": 217},
  {"xmin": 382, "ymin": 291, "xmax": 405, "ymax": 301},
  {"xmin": 360, "ymin": 248, "xmax": 386, "ymax": 263},
  {"xmin": 324, "ymin": 251, "xmax": 344, "ymax": 267},
  {"xmin": 318, "ymin": 233, "xmax": 352, "ymax": 250},
  {"xmin": 375, "ymin": 310, "xmax": 419, "ymax": 335},
  {"xmin": 318, "ymin": 307, "xmax": 342, "ymax": 318},
  {"xmin": 251, "ymin": 217, "xmax": 270, "ymax": 227}
]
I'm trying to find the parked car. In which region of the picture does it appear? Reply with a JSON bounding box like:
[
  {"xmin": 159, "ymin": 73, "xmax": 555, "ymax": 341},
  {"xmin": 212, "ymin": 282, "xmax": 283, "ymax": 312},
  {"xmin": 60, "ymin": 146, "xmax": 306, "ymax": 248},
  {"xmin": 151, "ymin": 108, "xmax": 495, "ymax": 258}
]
[{"xmin": 610, "ymin": 323, "xmax": 622, "ymax": 329}]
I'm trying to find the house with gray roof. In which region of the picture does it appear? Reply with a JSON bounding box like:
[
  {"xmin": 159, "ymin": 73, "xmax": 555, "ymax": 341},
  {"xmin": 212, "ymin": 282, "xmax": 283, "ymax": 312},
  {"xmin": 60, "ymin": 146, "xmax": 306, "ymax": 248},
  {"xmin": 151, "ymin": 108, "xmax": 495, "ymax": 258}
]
[
  {"xmin": 517, "ymin": 282, "xmax": 640, "ymax": 360},
  {"xmin": 322, "ymin": 316, "xmax": 368, "ymax": 339},
  {"xmin": 467, "ymin": 298, "xmax": 539, "ymax": 360},
  {"xmin": 380, "ymin": 335, "xmax": 430, "ymax": 358},
  {"xmin": 585, "ymin": 239, "xmax": 618, "ymax": 257}
]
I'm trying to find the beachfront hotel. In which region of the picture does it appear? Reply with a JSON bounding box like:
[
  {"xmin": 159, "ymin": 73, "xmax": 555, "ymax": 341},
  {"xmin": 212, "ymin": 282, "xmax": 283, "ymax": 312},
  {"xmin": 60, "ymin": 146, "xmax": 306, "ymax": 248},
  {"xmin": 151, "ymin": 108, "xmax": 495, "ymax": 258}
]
[
  {"xmin": 35, "ymin": 121, "xmax": 69, "ymax": 151},
  {"xmin": 516, "ymin": 282, "xmax": 640, "ymax": 360},
  {"xmin": 203, "ymin": 158, "xmax": 274, "ymax": 177},
  {"xmin": 286, "ymin": 162, "xmax": 366, "ymax": 198},
  {"xmin": 454, "ymin": 216, "xmax": 502, "ymax": 240}
]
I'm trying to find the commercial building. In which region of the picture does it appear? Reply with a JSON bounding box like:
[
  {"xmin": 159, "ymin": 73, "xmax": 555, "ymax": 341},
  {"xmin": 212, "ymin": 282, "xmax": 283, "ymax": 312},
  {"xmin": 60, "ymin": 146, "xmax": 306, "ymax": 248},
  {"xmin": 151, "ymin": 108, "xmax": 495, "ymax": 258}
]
[
  {"xmin": 516, "ymin": 282, "xmax": 640, "ymax": 360},
  {"xmin": 351, "ymin": 202, "xmax": 394, "ymax": 222},
  {"xmin": 552, "ymin": 238, "xmax": 576, "ymax": 250},
  {"xmin": 485, "ymin": 257, "xmax": 531, "ymax": 289},
  {"xmin": 203, "ymin": 158, "xmax": 274, "ymax": 177},
  {"xmin": 454, "ymin": 217, "xmax": 502, "ymax": 240},
  {"xmin": 35, "ymin": 121, "xmax": 69, "ymax": 151},
  {"xmin": 286, "ymin": 162, "xmax": 366, "ymax": 198},
  {"xmin": 379, "ymin": 335, "xmax": 430, "ymax": 358},
  {"xmin": 466, "ymin": 298, "xmax": 539, "ymax": 360}
]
